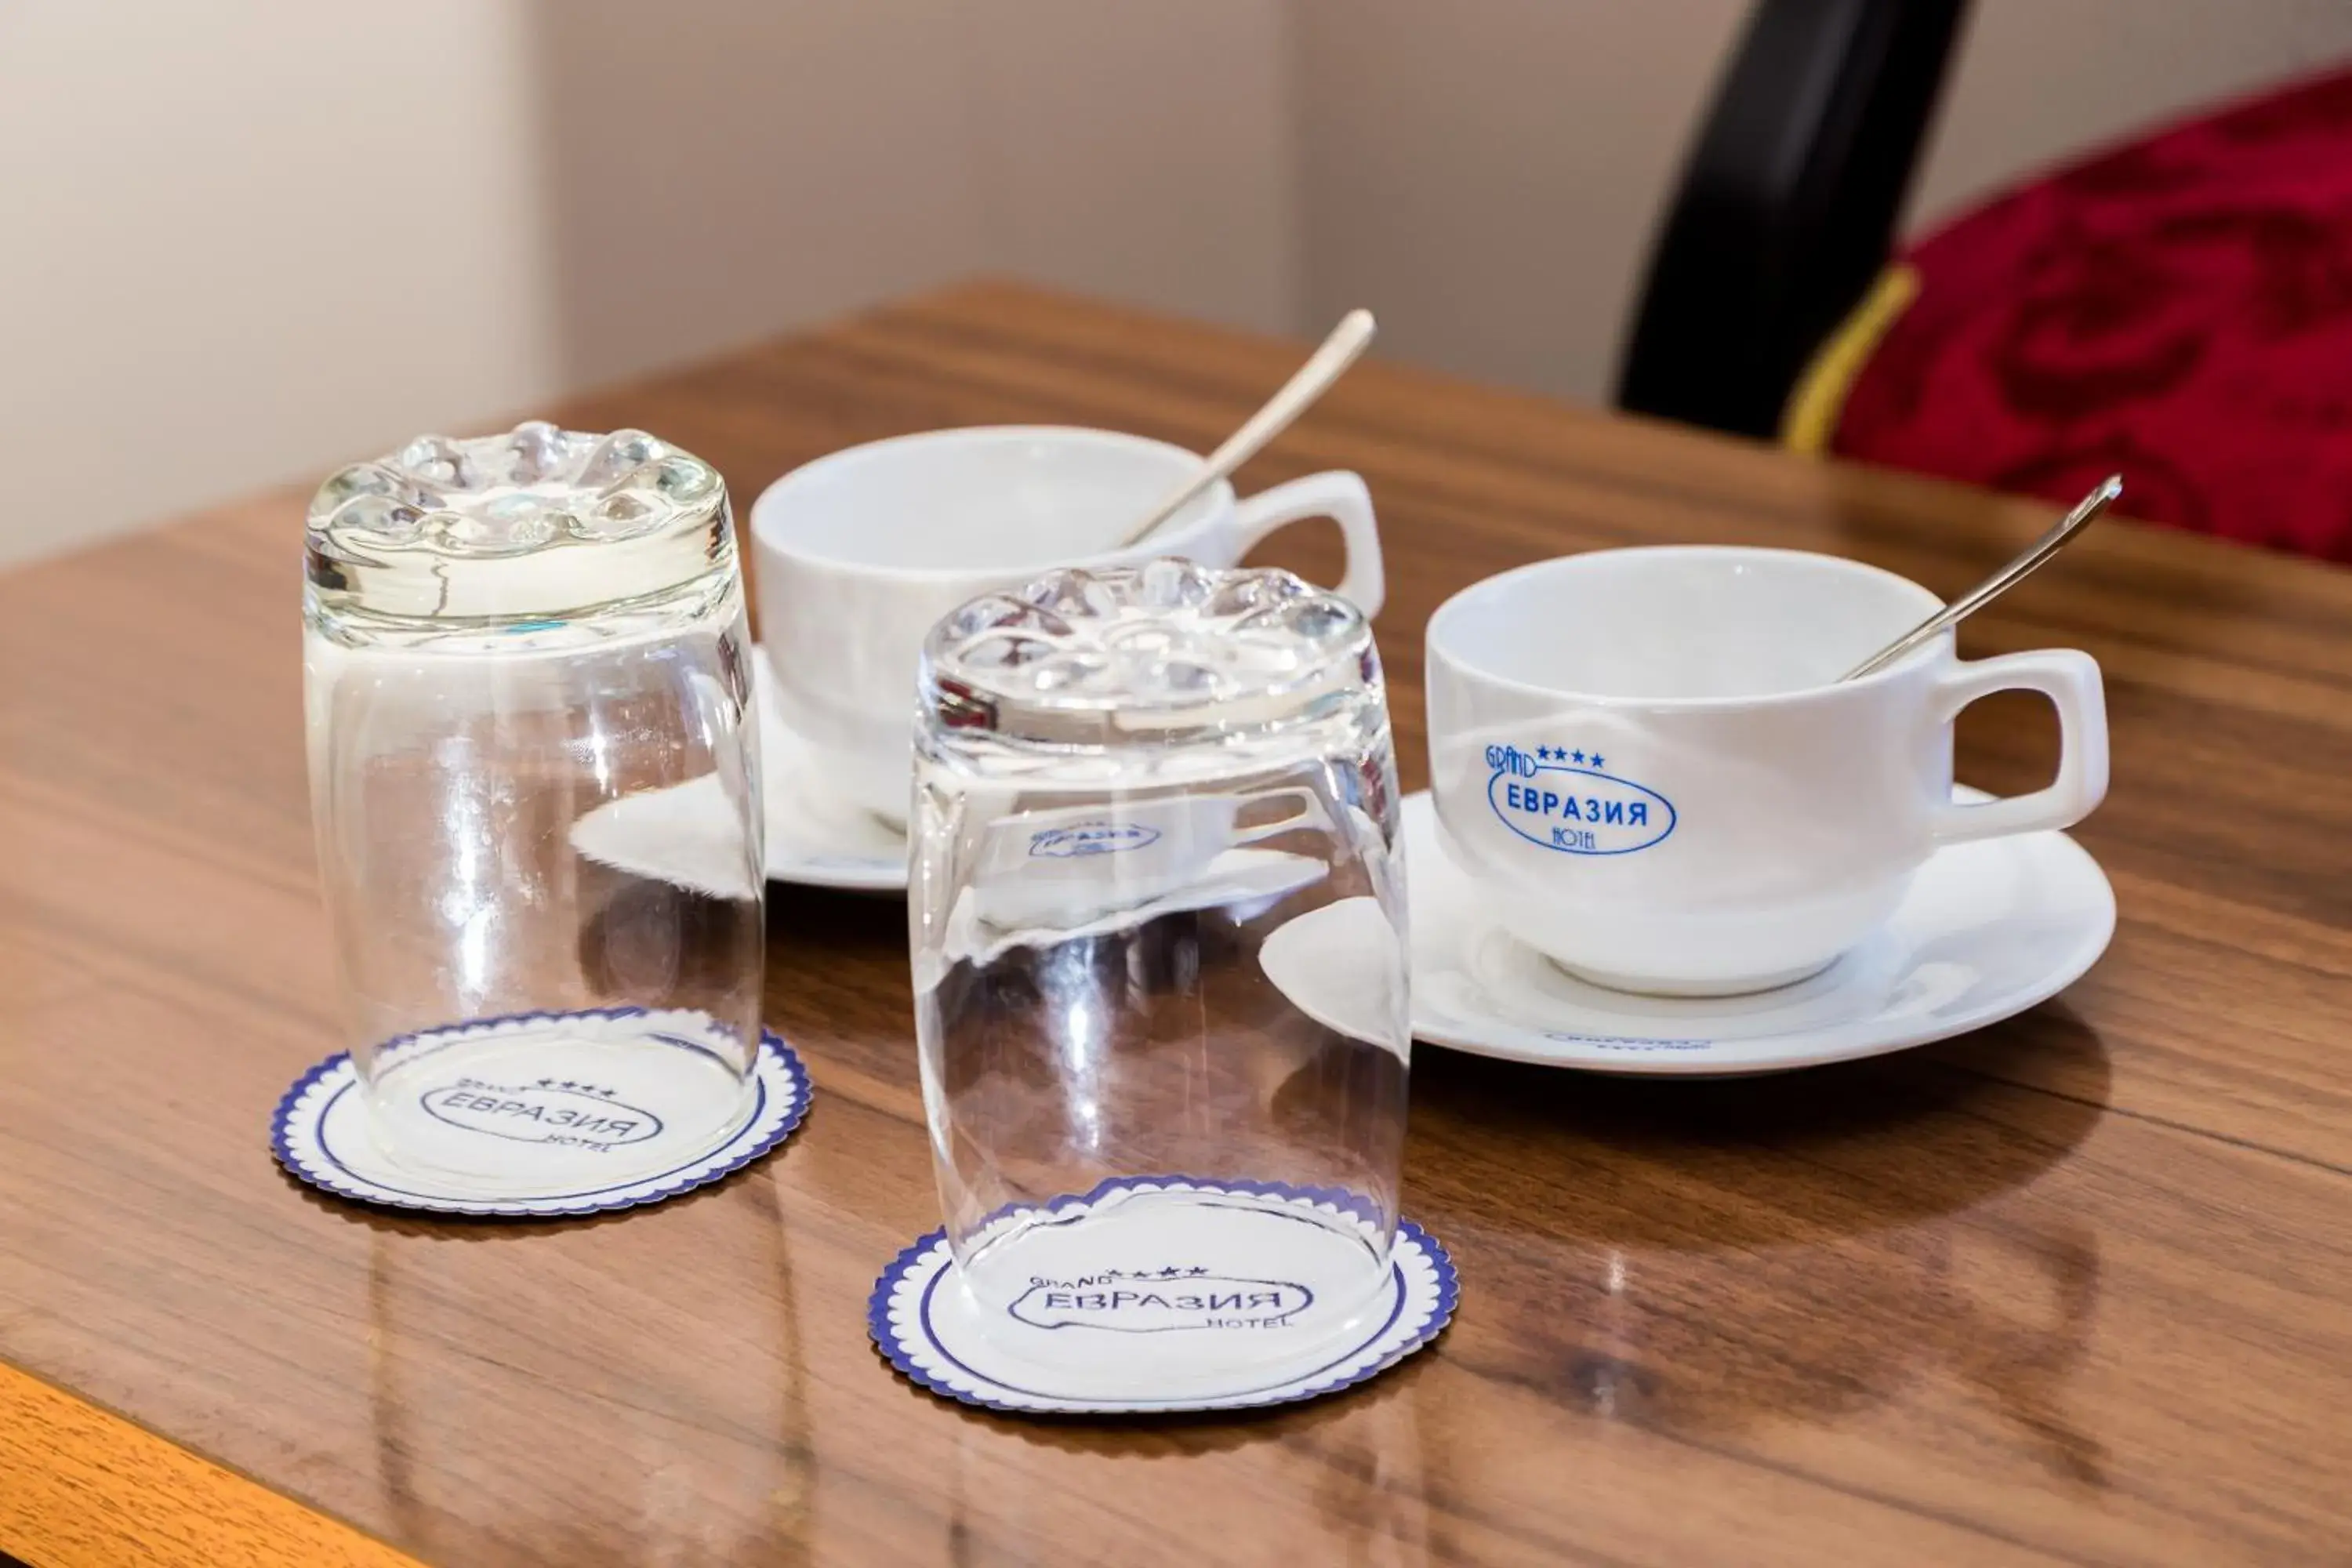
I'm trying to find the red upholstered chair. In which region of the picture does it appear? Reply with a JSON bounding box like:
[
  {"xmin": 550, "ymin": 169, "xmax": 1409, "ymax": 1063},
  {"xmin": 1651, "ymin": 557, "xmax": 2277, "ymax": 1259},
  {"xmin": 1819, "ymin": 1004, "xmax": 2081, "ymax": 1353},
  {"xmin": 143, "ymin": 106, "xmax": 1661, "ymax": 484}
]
[
  {"xmin": 1791, "ymin": 67, "xmax": 2352, "ymax": 563},
  {"xmin": 1623, "ymin": 0, "xmax": 2352, "ymax": 562}
]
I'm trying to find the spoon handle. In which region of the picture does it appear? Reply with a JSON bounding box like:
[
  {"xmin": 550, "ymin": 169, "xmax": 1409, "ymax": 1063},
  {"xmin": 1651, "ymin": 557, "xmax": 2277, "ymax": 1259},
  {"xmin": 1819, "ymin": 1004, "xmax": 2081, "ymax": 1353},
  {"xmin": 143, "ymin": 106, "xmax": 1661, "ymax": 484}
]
[
  {"xmin": 1117, "ymin": 309, "xmax": 1377, "ymax": 550},
  {"xmin": 1839, "ymin": 475, "xmax": 2122, "ymax": 682}
]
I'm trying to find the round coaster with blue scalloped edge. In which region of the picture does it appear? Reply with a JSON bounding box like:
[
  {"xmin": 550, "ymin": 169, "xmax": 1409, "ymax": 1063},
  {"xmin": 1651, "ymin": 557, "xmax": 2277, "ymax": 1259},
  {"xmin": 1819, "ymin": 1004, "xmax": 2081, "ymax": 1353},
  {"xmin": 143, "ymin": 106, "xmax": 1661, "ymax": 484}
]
[
  {"xmin": 869, "ymin": 1176, "xmax": 1457, "ymax": 1414},
  {"xmin": 271, "ymin": 1008, "xmax": 808, "ymax": 1217}
]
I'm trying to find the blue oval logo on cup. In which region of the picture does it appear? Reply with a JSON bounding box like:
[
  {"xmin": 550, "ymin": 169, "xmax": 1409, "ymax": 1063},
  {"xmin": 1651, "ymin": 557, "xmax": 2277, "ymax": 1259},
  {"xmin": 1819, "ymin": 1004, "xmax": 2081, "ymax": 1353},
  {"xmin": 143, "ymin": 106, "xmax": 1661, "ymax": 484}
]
[
  {"xmin": 1007, "ymin": 1268, "xmax": 1314, "ymax": 1332},
  {"xmin": 1485, "ymin": 742, "xmax": 1675, "ymax": 855},
  {"xmin": 419, "ymin": 1077, "xmax": 665, "ymax": 1149},
  {"xmin": 1029, "ymin": 822, "xmax": 1163, "ymax": 858}
]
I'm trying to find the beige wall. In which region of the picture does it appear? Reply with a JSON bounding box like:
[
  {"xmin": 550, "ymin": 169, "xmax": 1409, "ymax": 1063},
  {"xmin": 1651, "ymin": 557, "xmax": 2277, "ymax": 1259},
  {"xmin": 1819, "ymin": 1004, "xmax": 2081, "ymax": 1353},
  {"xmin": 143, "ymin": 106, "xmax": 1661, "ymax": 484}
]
[
  {"xmin": 0, "ymin": 0, "xmax": 1294, "ymax": 564},
  {"xmin": 0, "ymin": 2, "xmax": 565, "ymax": 563},
  {"xmin": 1296, "ymin": 0, "xmax": 1749, "ymax": 411},
  {"xmin": 1915, "ymin": 0, "xmax": 2352, "ymax": 225},
  {"xmin": 528, "ymin": 0, "xmax": 1298, "ymax": 389},
  {"xmin": 8, "ymin": 0, "xmax": 2352, "ymax": 566}
]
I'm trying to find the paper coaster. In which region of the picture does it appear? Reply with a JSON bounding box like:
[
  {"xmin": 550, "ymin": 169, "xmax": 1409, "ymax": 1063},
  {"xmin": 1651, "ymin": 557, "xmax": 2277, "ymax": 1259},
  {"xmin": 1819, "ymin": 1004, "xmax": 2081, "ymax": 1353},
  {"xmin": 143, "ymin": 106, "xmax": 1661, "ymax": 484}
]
[
  {"xmin": 272, "ymin": 1007, "xmax": 809, "ymax": 1217},
  {"xmin": 869, "ymin": 1176, "xmax": 1457, "ymax": 1415}
]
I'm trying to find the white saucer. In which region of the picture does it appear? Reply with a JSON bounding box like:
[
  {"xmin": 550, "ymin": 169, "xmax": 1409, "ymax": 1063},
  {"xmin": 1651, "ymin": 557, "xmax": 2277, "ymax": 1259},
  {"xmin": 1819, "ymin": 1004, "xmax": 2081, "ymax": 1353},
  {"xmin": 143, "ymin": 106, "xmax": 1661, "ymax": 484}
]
[
  {"xmin": 1264, "ymin": 791, "xmax": 2114, "ymax": 1076},
  {"xmin": 571, "ymin": 648, "xmax": 908, "ymax": 895}
]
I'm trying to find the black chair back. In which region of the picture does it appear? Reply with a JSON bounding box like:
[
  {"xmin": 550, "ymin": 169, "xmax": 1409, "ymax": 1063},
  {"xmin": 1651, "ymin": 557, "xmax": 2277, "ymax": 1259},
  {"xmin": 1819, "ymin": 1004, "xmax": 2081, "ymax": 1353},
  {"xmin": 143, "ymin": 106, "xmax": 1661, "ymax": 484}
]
[{"xmin": 1617, "ymin": 0, "xmax": 1971, "ymax": 437}]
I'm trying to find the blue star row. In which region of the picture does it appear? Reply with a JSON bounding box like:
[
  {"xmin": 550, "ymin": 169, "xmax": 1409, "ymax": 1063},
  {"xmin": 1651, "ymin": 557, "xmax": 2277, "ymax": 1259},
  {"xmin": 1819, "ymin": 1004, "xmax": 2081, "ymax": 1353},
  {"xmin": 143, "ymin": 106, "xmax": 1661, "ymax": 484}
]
[{"xmin": 532, "ymin": 1077, "xmax": 622, "ymax": 1098}]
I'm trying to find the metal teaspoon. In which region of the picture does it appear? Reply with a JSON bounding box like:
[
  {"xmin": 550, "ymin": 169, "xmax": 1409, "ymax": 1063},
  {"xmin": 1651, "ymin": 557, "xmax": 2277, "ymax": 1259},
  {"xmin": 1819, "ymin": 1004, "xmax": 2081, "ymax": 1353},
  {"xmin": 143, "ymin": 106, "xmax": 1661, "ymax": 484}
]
[
  {"xmin": 1116, "ymin": 309, "xmax": 1377, "ymax": 549},
  {"xmin": 1839, "ymin": 474, "xmax": 2122, "ymax": 681}
]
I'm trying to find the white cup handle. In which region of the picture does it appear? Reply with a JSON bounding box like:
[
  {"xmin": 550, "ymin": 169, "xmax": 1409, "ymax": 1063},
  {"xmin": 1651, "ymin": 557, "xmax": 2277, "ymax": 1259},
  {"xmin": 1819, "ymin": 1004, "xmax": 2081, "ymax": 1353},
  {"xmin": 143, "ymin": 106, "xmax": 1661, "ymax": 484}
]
[
  {"xmin": 1229, "ymin": 470, "xmax": 1385, "ymax": 619},
  {"xmin": 1228, "ymin": 786, "xmax": 1334, "ymax": 848},
  {"xmin": 1929, "ymin": 649, "xmax": 2109, "ymax": 846}
]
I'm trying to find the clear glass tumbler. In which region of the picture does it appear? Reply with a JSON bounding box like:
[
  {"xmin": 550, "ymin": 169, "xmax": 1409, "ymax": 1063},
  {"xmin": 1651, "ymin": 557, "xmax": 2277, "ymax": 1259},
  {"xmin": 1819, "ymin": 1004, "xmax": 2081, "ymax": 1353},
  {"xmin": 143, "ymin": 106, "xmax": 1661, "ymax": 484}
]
[
  {"xmin": 910, "ymin": 560, "xmax": 1411, "ymax": 1357},
  {"xmin": 304, "ymin": 423, "xmax": 764, "ymax": 1193}
]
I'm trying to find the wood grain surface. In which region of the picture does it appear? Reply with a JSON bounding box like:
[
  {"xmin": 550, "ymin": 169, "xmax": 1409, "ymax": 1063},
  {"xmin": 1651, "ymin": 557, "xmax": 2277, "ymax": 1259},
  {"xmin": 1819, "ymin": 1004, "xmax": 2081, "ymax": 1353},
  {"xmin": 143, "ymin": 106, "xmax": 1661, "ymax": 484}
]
[
  {"xmin": 1, "ymin": 281, "xmax": 2347, "ymax": 1566},
  {"xmin": 0, "ymin": 1361, "xmax": 421, "ymax": 1568}
]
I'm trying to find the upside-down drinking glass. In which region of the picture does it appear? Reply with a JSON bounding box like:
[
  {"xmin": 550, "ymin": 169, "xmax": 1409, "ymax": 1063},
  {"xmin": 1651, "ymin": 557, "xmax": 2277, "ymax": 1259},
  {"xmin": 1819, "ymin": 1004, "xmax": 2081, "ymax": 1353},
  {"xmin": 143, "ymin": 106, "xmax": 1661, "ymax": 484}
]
[
  {"xmin": 304, "ymin": 423, "xmax": 764, "ymax": 1192},
  {"xmin": 910, "ymin": 560, "xmax": 1411, "ymax": 1355}
]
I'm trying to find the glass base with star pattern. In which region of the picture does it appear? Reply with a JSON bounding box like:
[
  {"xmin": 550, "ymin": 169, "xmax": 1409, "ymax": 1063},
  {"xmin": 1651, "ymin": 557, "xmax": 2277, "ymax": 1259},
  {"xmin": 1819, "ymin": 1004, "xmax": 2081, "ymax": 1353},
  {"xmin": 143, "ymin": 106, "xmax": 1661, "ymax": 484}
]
[{"xmin": 358, "ymin": 1007, "xmax": 759, "ymax": 1195}]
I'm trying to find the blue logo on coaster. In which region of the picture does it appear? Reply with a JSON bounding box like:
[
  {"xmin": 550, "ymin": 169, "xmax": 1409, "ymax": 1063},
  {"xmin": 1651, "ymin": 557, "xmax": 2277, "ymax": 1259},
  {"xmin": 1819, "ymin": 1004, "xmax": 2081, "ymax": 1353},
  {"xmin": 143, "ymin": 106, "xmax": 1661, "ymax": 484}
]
[
  {"xmin": 868, "ymin": 1176, "xmax": 1458, "ymax": 1414},
  {"xmin": 1008, "ymin": 1267, "xmax": 1314, "ymax": 1332},
  {"xmin": 420, "ymin": 1076, "xmax": 664, "ymax": 1149},
  {"xmin": 1029, "ymin": 822, "xmax": 1163, "ymax": 858},
  {"xmin": 1485, "ymin": 742, "xmax": 1675, "ymax": 855}
]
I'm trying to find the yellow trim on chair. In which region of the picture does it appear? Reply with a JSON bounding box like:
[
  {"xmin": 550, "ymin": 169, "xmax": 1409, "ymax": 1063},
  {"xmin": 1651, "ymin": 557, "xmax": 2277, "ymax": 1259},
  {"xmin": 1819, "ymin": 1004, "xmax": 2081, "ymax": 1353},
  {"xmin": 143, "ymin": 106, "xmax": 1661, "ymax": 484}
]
[{"xmin": 1780, "ymin": 264, "xmax": 1921, "ymax": 455}]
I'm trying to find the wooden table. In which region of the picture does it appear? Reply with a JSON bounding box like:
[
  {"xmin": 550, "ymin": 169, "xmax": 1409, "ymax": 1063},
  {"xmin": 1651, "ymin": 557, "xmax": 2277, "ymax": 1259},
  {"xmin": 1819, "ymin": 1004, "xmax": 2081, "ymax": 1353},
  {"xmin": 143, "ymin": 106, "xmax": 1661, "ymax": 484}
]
[{"xmin": 2, "ymin": 283, "xmax": 2347, "ymax": 1567}]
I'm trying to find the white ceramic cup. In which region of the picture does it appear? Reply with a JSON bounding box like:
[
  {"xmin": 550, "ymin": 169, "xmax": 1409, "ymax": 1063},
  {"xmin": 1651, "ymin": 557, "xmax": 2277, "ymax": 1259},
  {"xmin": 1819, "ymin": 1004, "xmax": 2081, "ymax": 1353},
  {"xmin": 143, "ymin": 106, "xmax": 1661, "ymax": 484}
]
[
  {"xmin": 750, "ymin": 426, "xmax": 1384, "ymax": 825},
  {"xmin": 1425, "ymin": 546, "xmax": 2108, "ymax": 996}
]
